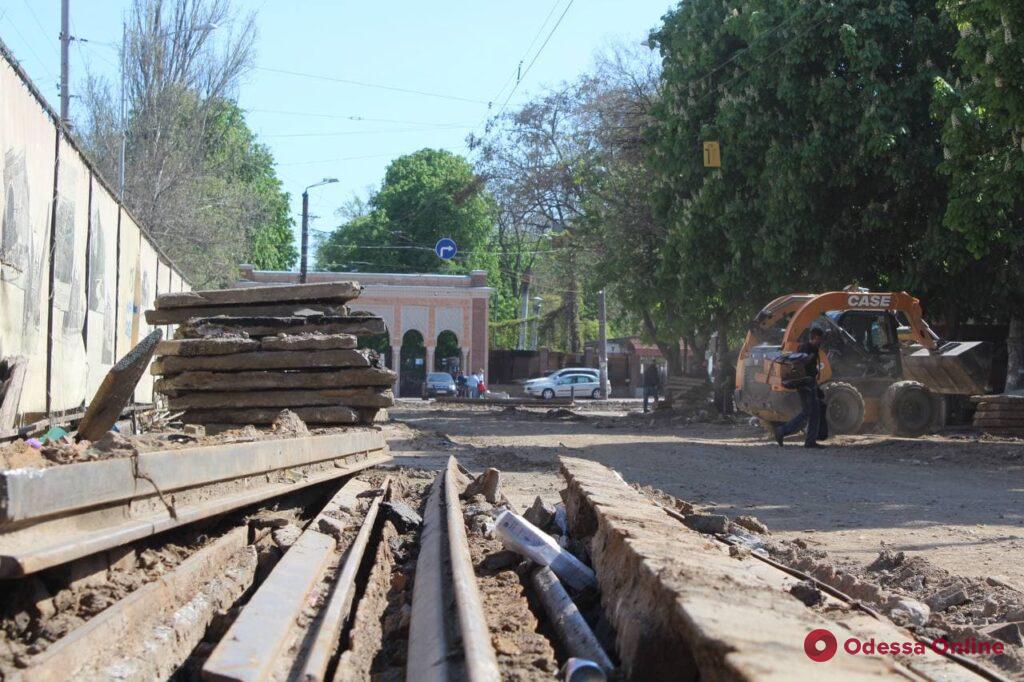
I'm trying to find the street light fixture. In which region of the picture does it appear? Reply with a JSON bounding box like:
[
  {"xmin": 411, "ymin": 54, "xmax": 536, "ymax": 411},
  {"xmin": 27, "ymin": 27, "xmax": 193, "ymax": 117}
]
[{"xmin": 300, "ymin": 178, "xmax": 339, "ymax": 283}]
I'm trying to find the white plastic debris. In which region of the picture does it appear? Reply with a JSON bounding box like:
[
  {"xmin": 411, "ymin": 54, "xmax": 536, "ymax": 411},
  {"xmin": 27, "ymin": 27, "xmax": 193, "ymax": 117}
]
[{"xmin": 494, "ymin": 510, "xmax": 596, "ymax": 591}]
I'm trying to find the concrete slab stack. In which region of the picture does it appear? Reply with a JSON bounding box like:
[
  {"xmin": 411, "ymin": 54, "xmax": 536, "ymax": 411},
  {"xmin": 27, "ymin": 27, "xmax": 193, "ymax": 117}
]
[{"xmin": 146, "ymin": 282, "xmax": 395, "ymax": 426}]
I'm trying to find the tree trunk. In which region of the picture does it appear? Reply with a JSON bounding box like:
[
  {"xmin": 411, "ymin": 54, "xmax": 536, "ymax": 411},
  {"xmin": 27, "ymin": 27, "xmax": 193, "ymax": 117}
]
[
  {"xmin": 1006, "ymin": 313, "xmax": 1023, "ymax": 392},
  {"xmin": 641, "ymin": 311, "xmax": 683, "ymax": 376},
  {"xmin": 713, "ymin": 317, "xmax": 734, "ymax": 414}
]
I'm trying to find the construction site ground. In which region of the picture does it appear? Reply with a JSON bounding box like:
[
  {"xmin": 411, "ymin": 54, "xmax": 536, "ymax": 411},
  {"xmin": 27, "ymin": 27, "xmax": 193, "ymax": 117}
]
[{"xmin": 387, "ymin": 399, "xmax": 1024, "ymax": 590}]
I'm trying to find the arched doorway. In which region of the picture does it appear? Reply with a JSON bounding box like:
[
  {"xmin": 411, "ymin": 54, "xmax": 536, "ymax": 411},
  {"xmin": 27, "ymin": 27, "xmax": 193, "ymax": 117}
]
[
  {"xmin": 400, "ymin": 330, "xmax": 426, "ymax": 397},
  {"xmin": 435, "ymin": 330, "xmax": 461, "ymax": 373}
]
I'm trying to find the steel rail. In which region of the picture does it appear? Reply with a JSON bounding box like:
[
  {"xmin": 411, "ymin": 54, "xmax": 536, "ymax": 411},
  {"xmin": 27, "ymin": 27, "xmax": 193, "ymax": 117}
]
[{"xmin": 0, "ymin": 431, "xmax": 389, "ymax": 578}]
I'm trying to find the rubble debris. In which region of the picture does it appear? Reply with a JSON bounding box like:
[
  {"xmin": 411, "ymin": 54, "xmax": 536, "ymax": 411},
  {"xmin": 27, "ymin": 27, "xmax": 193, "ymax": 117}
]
[
  {"xmin": 77, "ymin": 329, "xmax": 162, "ymax": 442},
  {"xmin": 789, "ymin": 580, "xmax": 824, "ymax": 607},
  {"xmin": 272, "ymin": 524, "xmax": 302, "ymax": 549},
  {"xmin": 732, "ymin": 515, "xmax": 769, "ymax": 535},
  {"xmin": 524, "ymin": 496, "xmax": 556, "ymax": 531},
  {"xmin": 927, "ymin": 584, "xmax": 970, "ymax": 612},
  {"xmin": 682, "ymin": 513, "xmax": 730, "ymax": 535},
  {"xmin": 480, "ymin": 549, "xmax": 520, "ymax": 572},
  {"xmin": 382, "ymin": 501, "xmax": 422, "ymax": 533},
  {"xmin": 983, "ymin": 622, "xmax": 1023, "ymax": 647},
  {"xmin": 462, "ymin": 468, "xmax": 502, "ymax": 504},
  {"xmin": 271, "ymin": 410, "xmax": 310, "ymax": 438},
  {"xmin": 890, "ymin": 599, "xmax": 930, "ymax": 627}
]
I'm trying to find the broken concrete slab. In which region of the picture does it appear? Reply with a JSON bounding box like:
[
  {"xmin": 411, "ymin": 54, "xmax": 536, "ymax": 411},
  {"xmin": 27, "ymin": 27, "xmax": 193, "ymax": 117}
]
[
  {"xmin": 154, "ymin": 338, "xmax": 259, "ymax": 357},
  {"xmin": 260, "ymin": 333, "xmax": 358, "ymax": 351},
  {"xmin": 180, "ymin": 406, "xmax": 360, "ymax": 425},
  {"xmin": 462, "ymin": 468, "xmax": 502, "ymax": 504},
  {"xmin": 559, "ymin": 456, "xmax": 957, "ymax": 681},
  {"xmin": 175, "ymin": 315, "xmax": 387, "ymax": 339},
  {"xmin": 524, "ymin": 496, "xmax": 556, "ymax": 531},
  {"xmin": 927, "ymin": 584, "xmax": 970, "ymax": 612},
  {"xmin": 155, "ymin": 281, "xmax": 361, "ymax": 309},
  {"xmin": 155, "ymin": 367, "xmax": 397, "ymax": 395},
  {"xmin": 382, "ymin": 501, "xmax": 422, "ymax": 533},
  {"xmin": 682, "ymin": 513, "xmax": 730, "ymax": 535},
  {"xmin": 77, "ymin": 330, "xmax": 163, "ymax": 442},
  {"xmin": 167, "ymin": 388, "xmax": 394, "ymax": 410},
  {"xmin": 146, "ymin": 302, "xmax": 350, "ymax": 325},
  {"xmin": 151, "ymin": 349, "xmax": 374, "ymax": 375},
  {"xmin": 982, "ymin": 621, "xmax": 1023, "ymax": 647}
]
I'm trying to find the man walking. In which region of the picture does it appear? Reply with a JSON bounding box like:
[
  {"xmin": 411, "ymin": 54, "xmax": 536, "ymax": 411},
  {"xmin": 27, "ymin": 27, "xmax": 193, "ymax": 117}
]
[
  {"xmin": 642, "ymin": 362, "xmax": 661, "ymax": 413},
  {"xmin": 774, "ymin": 327, "xmax": 826, "ymax": 448}
]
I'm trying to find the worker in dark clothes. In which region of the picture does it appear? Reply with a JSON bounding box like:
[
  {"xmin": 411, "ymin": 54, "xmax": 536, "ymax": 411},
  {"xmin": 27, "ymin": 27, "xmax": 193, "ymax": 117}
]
[
  {"xmin": 642, "ymin": 363, "xmax": 661, "ymax": 413},
  {"xmin": 774, "ymin": 327, "xmax": 825, "ymax": 448}
]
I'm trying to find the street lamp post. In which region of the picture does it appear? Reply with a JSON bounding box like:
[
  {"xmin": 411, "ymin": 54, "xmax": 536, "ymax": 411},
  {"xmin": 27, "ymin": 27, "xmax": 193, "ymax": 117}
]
[{"xmin": 300, "ymin": 178, "xmax": 338, "ymax": 283}]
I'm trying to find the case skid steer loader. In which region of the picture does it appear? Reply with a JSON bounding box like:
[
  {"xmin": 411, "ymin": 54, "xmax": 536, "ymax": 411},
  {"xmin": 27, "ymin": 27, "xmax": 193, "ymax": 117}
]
[{"xmin": 734, "ymin": 288, "xmax": 993, "ymax": 436}]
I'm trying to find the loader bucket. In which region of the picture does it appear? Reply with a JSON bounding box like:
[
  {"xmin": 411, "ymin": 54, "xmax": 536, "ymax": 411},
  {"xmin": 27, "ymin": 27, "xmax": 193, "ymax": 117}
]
[{"xmin": 902, "ymin": 341, "xmax": 993, "ymax": 395}]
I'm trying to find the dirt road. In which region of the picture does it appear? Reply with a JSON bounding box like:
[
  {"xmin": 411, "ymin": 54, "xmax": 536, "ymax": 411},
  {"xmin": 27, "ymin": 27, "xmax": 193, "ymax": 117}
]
[{"xmin": 386, "ymin": 401, "xmax": 1024, "ymax": 587}]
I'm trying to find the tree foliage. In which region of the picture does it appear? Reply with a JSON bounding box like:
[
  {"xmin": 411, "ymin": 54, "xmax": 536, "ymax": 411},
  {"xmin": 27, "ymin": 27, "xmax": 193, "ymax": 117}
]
[
  {"xmin": 316, "ymin": 149, "xmax": 495, "ymax": 275},
  {"xmin": 77, "ymin": 0, "xmax": 295, "ymax": 286}
]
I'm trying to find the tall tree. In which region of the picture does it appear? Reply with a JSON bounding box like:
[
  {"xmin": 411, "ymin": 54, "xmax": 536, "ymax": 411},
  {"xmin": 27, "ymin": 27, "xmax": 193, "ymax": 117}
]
[
  {"xmin": 933, "ymin": 0, "xmax": 1024, "ymax": 390},
  {"xmin": 316, "ymin": 148, "xmax": 496, "ymax": 275},
  {"xmin": 649, "ymin": 0, "xmax": 961, "ymax": 350},
  {"xmin": 77, "ymin": 0, "xmax": 295, "ymax": 286}
]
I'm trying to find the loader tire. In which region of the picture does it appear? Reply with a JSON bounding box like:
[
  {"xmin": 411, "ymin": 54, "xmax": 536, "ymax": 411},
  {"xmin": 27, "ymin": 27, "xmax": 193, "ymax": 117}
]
[
  {"xmin": 823, "ymin": 382, "xmax": 865, "ymax": 434},
  {"xmin": 881, "ymin": 381, "xmax": 934, "ymax": 436}
]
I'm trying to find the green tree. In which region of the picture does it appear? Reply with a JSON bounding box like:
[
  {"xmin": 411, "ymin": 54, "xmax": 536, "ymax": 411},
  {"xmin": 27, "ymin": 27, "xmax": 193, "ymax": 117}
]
[
  {"xmin": 649, "ymin": 0, "xmax": 961, "ymax": 357},
  {"xmin": 933, "ymin": 1, "xmax": 1024, "ymax": 389},
  {"xmin": 317, "ymin": 149, "xmax": 496, "ymax": 275}
]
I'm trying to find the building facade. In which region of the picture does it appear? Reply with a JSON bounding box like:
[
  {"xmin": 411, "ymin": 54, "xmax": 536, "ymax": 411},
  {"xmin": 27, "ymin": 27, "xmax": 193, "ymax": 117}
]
[{"xmin": 237, "ymin": 265, "xmax": 491, "ymax": 396}]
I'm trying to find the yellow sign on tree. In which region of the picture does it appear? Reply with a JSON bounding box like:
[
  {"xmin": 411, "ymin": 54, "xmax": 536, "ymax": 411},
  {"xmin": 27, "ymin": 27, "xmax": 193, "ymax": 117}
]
[{"xmin": 703, "ymin": 141, "xmax": 721, "ymax": 168}]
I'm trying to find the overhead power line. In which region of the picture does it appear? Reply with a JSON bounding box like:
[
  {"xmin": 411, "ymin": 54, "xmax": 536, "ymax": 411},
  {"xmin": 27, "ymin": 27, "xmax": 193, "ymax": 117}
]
[
  {"xmin": 489, "ymin": 0, "xmax": 564, "ymax": 107},
  {"xmin": 496, "ymin": 0, "xmax": 575, "ymax": 116},
  {"xmin": 254, "ymin": 66, "xmax": 489, "ymax": 105},
  {"xmin": 263, "ymin": 124, "xmax": 473, "ymax": 139},
  {"xmin": 247, "ymin": 108, "xmax": 471, "ymax": 128}
]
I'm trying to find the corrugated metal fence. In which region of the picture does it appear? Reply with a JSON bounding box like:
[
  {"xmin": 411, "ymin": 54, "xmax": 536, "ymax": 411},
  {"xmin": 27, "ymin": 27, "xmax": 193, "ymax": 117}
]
[{"xmin": 0, "ymin": 38, "xmax": 190, "ymax": 424}]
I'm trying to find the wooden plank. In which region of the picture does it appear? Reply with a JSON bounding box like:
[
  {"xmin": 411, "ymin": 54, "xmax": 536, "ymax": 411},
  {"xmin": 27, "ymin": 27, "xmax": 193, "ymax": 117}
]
[
  {"xmin": 155, "ymin": 281, "xmax": 361, "ymax": 309},
  {"xmin": 167, "ymin": 388, "xmax": 393, "ymax": 410},
  {"xmin": 970, "ymin": 394, "xmax": 1024, "ymax": 404},
  {"xmin": 77, "ymin": 330, "xmax": 163, "ymax": 441},
  {"xmin": 260, "ymin": 333, "xmax": 357, "ymax": 351},
  {"xmin": 154, "ymin": 338, "xmax": 259, "ymax": 357},
  {"xmin": 155, "ymin": 368, "xmax": 397, "ymax": 395},
  {"xmin": 181, "ymin": 405, "xmax": 360, "ymax": 425},
  {"xmin": 151, "ymin": 349, "xmax": 374, "ymax": 375},
  {"xmin": 145, "ymin": 302, "xmax": 350, "ymax": 325},
  {"xmin": 0, "ymin": 356, "xmax": 28, "ymax": 431},
  {"xmin": 176, "ymin": 315, "xmax": 386, "ymax": 339}
]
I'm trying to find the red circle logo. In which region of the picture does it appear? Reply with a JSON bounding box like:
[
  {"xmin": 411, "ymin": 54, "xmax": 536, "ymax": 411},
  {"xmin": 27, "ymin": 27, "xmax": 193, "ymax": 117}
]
[{"xmin": 804, "ymin": 629, "xmax": 838, "ymax": 662}]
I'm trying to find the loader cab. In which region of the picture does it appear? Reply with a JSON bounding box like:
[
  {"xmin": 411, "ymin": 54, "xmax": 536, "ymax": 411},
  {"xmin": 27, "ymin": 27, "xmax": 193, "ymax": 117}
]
[{"xmin": 820, "ymin": 310, "xmax": 902, "ymax": 380}]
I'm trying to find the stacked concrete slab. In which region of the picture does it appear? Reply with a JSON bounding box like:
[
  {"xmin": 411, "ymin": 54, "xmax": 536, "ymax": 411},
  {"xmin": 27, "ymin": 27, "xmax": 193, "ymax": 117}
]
[
  {"xmin": 972, "ymin": 394, "xmax": 1024, "ymax": 437},
  {"xmin": 146, "ymin": 282, "xmax": 395, "ymax": 426}
]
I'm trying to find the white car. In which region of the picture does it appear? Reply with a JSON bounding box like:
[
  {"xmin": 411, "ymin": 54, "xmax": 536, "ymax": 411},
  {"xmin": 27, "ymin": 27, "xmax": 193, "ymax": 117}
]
[
  {"xmin": 523, "ymin": 367, "xmax": 598, "ymax": 391},
  {"xmin": 525, "ymin": 372, "xmax": 610, "ymax": 400}
]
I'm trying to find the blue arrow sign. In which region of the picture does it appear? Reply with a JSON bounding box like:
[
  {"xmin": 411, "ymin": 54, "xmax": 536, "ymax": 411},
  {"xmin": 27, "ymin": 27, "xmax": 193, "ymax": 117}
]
[{"xmin": 435, "ymin": 237, "xmax": 457, "ymax": 260}]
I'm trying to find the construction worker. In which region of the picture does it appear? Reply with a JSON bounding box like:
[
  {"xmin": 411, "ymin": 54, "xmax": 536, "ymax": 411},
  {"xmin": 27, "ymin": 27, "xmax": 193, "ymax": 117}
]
[
  {"xmin": 773, "ymin": 327, "xmax": 825, "ymax": 448},
  {"xmin": 642, "ymin": 362, "xmax": 661, "ymax": 413}
]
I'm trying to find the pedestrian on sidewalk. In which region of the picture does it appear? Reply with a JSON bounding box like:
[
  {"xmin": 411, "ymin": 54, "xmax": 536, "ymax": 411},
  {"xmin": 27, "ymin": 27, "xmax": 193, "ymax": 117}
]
[
  {"xmin": 455, "ymin": 370, "xmax": 467, "ymax": 397},
  {"xmin": 643, "ymin": 362, "xmax": 661, "ymax": 413},
  {"xmin": 466, "ymin": 370, "xmax": 481, "ymax": 399},
  {"xmin": 773, "ymin": 327, "xmax": 826, "ymax": 448}
]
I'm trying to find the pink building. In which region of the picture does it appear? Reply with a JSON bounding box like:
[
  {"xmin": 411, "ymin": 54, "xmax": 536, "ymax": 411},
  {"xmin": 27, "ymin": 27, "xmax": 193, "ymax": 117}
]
[{"xmin": 237, "ymin": 265, "xmax": 491, "ymax": 396}]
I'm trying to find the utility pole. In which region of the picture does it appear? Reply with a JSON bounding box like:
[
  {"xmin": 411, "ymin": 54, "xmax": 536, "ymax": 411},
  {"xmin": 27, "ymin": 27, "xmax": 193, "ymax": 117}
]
[
  {"xmin": 598, "ymin": 289, "xmax": 608, "ymax": 399},
  {"xmin": 300, "ymin": 190, "xmax": 310, "ymax": 283},
  {"xmin": 531, "ymin": 297, "xmax": 542, "ymax": 350},
  {"xmin": 60, "ymin": 0, "xmax": 70, "ymax": 124}
]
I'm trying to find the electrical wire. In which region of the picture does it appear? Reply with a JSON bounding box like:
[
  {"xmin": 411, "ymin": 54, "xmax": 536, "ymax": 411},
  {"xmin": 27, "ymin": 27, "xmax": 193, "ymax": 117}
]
[
  {"xmin": 247, "ymin": 108, "xmax": 471, "ymax": 127},
  {"xmin": 1, "ymin": 11, "xmax": 60, "ymax": 86},
  {"xmin": 21, "ymin": 0, "xmax": 60, "ymax": 52},
  {"xmin": 489, "ymin": 0, "xmax": 564, "ymax": 107},
  {"xmin": 254, "ymin": 65, "xmax": 490, "ymax": 105},
  {"xmin": 262, "ymin": 124, "xmax": 473, "ymax": 139},
  {"xmin": 495, "ymin": 0, "xmax": 575, "ymax": 116}
]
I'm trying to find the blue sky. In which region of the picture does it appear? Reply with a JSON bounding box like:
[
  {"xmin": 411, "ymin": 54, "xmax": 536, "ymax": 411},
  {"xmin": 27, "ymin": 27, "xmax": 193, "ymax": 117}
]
[{"xmin": 1, "ymin": 0, "xmax": 673, "ymax": 255}]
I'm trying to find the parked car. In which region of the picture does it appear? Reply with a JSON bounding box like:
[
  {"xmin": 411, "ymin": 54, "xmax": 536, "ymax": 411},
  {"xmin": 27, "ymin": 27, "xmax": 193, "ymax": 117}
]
[
  {"xmin": 522, "ymin": 367, "xmax": 599, "ymax": 392},
  {"xmin": 524, "ymin": 372, "xmax": 610, "ymax": 400},
  {"xmin": 423, "ymin": 372, "xmax": 457, "ymax": 398}
]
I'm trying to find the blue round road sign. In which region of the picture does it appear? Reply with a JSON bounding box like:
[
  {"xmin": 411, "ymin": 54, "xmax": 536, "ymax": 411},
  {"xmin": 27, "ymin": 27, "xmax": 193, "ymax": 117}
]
[{"xmin": 435, "ymin": 237, "xmax": 457, "ymax": 260}]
